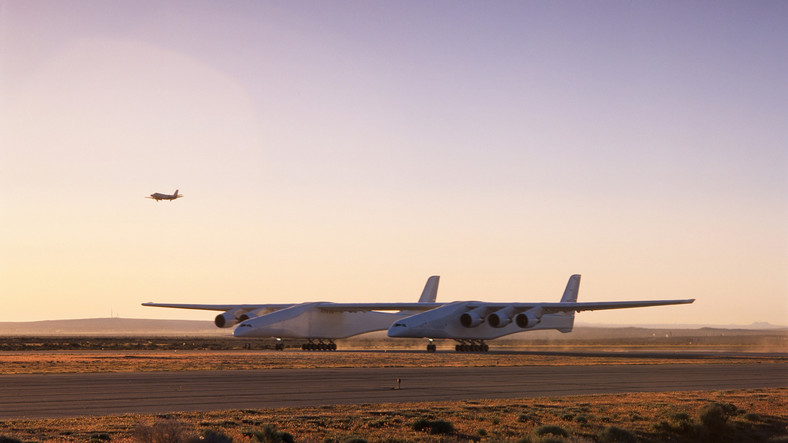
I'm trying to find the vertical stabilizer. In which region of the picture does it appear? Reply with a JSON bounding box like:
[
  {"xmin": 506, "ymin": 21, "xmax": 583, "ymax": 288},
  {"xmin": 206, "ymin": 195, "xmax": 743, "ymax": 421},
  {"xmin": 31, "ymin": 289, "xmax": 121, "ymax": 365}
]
[
  {"xmin": 418, "ymin": 276, "xmax": 440, "ymax": 302},
  {"xmin": 560, "ymin": 274, "xmax": 581, "ymax": 303},
  {"xmin": 174, "ymin": 189, "xmax": 179, "ymax": 197},
  {"xmin": 555, "ymin": 274, "xmax": 581, "ymax": 332}
]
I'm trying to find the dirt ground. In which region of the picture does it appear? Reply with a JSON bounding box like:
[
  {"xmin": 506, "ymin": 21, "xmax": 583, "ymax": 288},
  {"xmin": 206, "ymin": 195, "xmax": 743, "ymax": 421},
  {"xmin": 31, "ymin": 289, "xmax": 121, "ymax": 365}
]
[
  {"xmin": 1, "ymin": 347, "xmax": 784, "ymax": 375},
  {"xmin": 0, "ymin": 388, "xmax": 785, "ymax": 442},
  {"xmin": 1, "ymin": 336, "xmax": 785, "ymax": 441}
]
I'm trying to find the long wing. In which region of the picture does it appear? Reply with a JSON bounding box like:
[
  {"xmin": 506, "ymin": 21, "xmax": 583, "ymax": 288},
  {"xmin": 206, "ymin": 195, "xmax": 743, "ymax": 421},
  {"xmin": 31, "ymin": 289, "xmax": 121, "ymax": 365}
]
[
  {"xmin": 141, "ymin": 302, "xmax": 442, "ymax": 312},
  {"xmin": 141, "ymin": 302, "xmax": 294, "ymax": 311},
  {"xmin": 143, "ymin": 299, "xmax": 692, "ymax": 313},
  {"xmin": 462, "ymin": 299, "xmax": 695, "ymax": 313}
]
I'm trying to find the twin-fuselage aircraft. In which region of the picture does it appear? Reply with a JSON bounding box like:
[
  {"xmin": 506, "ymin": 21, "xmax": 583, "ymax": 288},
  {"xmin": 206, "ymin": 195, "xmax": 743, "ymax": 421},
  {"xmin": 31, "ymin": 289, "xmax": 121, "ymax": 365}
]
[{"xmin": 143, "ymin": 275, "xmax": 694, "ymax": 352}]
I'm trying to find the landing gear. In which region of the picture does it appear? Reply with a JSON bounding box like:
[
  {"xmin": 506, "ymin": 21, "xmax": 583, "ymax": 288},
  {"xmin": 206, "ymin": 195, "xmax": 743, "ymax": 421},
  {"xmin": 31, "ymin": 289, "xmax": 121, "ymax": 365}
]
[
  {"xmin": 426, "ymin": 339, "xmax": 436, "ymax": 353},
  {"xmin": 301, "ymin": 339, "xmax": 337, "ymax": 351},
  {"xmin": 454, "ymin": 339, "xmax": 489, "ymax": 352}
]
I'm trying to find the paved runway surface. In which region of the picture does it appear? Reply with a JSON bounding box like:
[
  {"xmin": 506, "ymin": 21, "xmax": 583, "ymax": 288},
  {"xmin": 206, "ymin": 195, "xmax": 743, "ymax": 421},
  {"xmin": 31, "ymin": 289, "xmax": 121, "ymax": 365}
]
[{"xmin": 1, "ymin": 364, "xmax": 785, "ymax": 419}]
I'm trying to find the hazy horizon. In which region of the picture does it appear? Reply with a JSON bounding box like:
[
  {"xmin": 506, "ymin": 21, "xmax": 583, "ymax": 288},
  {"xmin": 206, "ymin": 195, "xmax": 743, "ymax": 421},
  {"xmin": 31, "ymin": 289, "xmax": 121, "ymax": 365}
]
[
  {"xmin": 2, "ymin": 1, "xmax": 786, "ymax": 325},
  {"xmin": 2, "ymin": 316, "xmax": 784, "ymax": 328}
]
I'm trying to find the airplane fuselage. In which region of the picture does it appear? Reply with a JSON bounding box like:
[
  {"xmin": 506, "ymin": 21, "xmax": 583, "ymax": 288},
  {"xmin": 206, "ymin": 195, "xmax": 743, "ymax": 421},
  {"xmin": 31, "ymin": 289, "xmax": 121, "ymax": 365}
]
[
  {"xmin": 148, "ymin": 189, "xmax": 182, "ymax": 201},
  {"xmin": 233, "ymin": 302, "xmax": 411, "ymax": 339},
  {"xmin": 150, "ymin": 194, "xmax": 176, "ymax": 200},
  {"xmin": 387, "ymin": 301, "xmax": 574, "ymax": 340}
]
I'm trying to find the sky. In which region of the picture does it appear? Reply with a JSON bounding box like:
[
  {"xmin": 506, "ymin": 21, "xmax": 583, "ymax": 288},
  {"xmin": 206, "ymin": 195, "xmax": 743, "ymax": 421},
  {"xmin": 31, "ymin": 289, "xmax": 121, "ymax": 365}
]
[{"xmin": 1, "ymin": 1, "xmax": 786, "ymax": 326}]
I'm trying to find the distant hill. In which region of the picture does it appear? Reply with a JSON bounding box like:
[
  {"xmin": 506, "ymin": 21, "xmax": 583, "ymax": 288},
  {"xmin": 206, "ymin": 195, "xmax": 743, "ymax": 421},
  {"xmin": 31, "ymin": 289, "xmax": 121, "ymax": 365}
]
[{"xmin": 0, "ymin": 318, "xmax": 229, "ymax": 336}]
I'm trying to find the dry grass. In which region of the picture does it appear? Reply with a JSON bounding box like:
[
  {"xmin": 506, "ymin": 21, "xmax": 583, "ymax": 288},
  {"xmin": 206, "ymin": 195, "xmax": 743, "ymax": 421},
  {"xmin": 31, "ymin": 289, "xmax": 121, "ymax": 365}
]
[
  {"xmin": 0, "ymin": 388, "xmax": 785, "ymax": 442},
  {"xmin": 0, "ymin": 349, "xmax": 784, "ymax": 375}
]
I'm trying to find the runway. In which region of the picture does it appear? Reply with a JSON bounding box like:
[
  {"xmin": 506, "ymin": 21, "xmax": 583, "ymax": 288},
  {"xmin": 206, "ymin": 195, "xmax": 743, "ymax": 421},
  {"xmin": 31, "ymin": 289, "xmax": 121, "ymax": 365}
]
[{"xmin": 1, "ymin": 363, "xmax": 785, "ymax": 419}]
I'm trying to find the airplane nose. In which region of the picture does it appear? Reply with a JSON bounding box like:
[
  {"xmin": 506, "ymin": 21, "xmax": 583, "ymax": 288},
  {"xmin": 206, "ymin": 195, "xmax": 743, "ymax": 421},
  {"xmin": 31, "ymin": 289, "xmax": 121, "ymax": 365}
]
[
  {"xmin": 233, "ymin": 323, "xmax": 254, "ymax": 337},
  {"xmin": 387, "ymin": 322, "xmax": 407, "ymax": 337}
]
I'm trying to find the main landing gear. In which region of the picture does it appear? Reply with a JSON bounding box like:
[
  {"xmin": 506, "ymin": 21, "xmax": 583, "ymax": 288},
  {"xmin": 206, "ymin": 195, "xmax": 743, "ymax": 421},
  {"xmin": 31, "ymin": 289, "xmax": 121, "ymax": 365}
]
[
  {"xmin": 301, "ymin": 339, "xmax": 337, "ymax": 351},
  {"xmin": 454, "ymin": 339, "xmax": 489, "ymax": 352}
]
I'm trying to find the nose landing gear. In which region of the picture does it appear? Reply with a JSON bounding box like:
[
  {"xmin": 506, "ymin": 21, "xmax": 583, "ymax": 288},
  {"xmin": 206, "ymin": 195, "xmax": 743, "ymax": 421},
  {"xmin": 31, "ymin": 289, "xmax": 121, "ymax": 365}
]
[{"xmin": 426, "ymin": 339, "xmax": 436, "ymax": 353}]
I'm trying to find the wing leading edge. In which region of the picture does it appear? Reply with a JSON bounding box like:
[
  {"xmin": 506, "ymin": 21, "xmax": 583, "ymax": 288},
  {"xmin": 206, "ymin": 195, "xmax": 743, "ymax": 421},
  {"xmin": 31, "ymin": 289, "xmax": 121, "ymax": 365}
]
[
  {"xmin": 141, "ymin": 302, "xmax": 294, "ymax": 312},
  {"xmin": 460, "ymin": 299, "xmax": 695, "ymax": 313}
]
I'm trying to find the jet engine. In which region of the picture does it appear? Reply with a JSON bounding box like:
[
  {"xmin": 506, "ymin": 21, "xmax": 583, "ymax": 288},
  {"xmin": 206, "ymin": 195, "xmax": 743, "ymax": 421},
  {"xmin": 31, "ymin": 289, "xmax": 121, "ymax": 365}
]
[
  {"xmin": 487, "ymin": 306, "xmax": 517, "ymax": 328},
  {"xmin": 515, "ymin": 308, "xmax": 542, "ymax": 329},
  {"xmin": 460, "ymin": 306, "xmax": 487, "ymax": 328},
  {"xmin": 238, "ymin": 311, "xmax": 259, "ymax": 322},
  {"xmin": 214, "ymin": 311, "xmax": 240, "ymax": 328}
]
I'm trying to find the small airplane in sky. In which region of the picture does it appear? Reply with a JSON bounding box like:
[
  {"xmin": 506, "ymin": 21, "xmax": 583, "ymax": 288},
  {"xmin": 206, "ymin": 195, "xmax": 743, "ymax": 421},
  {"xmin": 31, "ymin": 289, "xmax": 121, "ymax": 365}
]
[
  {"xmin": 146, "ymin": 189, "xmax": 183, "ymax": 201},
  {"xmin": 143, "ymin": 274, "xmax": 694, "ymax": 352},
  {"xmin": 388, "ymin": 274, "xmax": 694, "ymax": 352}
]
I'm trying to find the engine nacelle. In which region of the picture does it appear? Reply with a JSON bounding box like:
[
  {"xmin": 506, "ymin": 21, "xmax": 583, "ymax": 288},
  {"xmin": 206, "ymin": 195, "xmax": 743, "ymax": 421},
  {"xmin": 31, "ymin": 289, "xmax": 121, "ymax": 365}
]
[
  {"xmin": 515, "ymin": 308, "xmax": 543, "ymax": 329},
  {"xmin": 214, "ymin": 311, "xmax": 240, "ymax": 328},
  {"xmin": 487, "ymin": 306, "xmax": 517, "ymax": 328},
  {"xmin": 238, "ymin": 312, "xmax": 259, "ymax": 322},
  {"xmin": 460, "ymin": 306, "xmax": 487, "ymax": 328}
]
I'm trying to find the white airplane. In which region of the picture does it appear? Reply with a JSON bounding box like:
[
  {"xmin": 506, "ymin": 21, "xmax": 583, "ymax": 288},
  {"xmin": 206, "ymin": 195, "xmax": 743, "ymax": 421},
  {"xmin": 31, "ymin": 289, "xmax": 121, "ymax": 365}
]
[
  {"xmin": 143, "ymin": 274, "xmax": 693, "ymax": 352},
  {"xmin": 388, "ymin": 274, "xmax": 695, "ymax": 352},
  {"xmin": 146, "ymin": 189, "xmax": 183, "ymax": 201},
  {"xmin": 142, "ymin": 276, "xmax": 442, "ymax": 350}
]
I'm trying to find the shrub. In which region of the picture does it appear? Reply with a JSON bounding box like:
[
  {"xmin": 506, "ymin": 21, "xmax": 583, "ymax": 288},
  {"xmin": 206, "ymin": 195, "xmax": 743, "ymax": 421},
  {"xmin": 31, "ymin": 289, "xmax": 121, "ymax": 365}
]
[
  {"xmin": 597, "ymin": 426, "xmax": 638, "ymax": 443},
  {"xmin": 698, "ymin": 403, "xmax": 729, "ymax": 433},
  {"xmin": 652, "ymin": 421, "xmax": 671, "ymax": 432},
  {"xmin": 743, "ymin": 412, "xmax": 762, "ymax": 422},
  {"xmin": 250, "ymin": 425, "xmax": 293, "ymax": 443},
  {"xmin": 0, "ymin": 436, "xmax": 22, "ymax": 443},
  {"xmin": 133, "ymin": 420, "xmax": 195, "ymax": 443},
  {"xmin": 411, "ymin": 418, "xmax": 430, "ymax": 432},
  {"xmin": 342, "ymin": 438, "xmax": 367, "ymax": 443},
  {"xmin": 90, "ymin": 433, "xmax": 111, "ymax": 442},
  {"xmin": 532, "ymin": 425, "xmax": 568, "ymax": 438},
  {"xmin": 670, "ymin": 412, "xmax": 691, "ymax": 422},
  {"xmin": 518, "ymin": 413, "xmax": 533, "ymax": 422},
  {"xmin": 429, "ymin": 420, "xmax": 455, "ymax": 435},
  {"xmin": 411, "ymin": 418, "xmax": 454, "ymax": 435}
]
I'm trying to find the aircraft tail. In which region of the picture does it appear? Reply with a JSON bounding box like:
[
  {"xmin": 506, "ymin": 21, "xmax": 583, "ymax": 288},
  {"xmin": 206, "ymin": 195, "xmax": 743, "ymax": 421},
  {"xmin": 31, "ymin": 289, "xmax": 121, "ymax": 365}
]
[
  {"xmin": 418, "ymin": 276, "xmax": 440, "ymax": 303},
  {"xmin": 174, "ymin": 189, "xmax": 179, "ymax": 196},
  {"xmin": 560, "ymin": 274, "xmax": 581, "ymax": 303},
  {"xmin": 556, "ymin": 274, "xmax": 580, "ymax": 332}
]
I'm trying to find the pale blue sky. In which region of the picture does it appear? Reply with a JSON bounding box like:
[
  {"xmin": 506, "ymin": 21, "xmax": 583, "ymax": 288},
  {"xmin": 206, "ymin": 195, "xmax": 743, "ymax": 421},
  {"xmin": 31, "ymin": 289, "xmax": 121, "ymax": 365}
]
[{"xmin": 1, "ymin": 1, "xmax": 786, "ymax": 325}]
